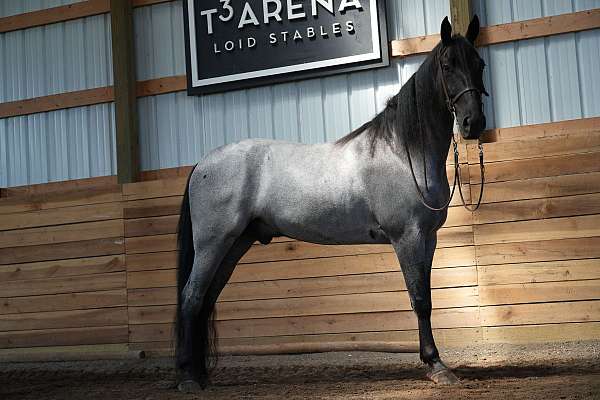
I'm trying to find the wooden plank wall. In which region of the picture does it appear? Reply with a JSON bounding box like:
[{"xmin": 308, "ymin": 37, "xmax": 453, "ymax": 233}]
[
  {"xmin": 0, "ymin": 180, "xmax": 128, "ymax": 360},
  {"xmin": 468, "ymin": 119, "xmax": 600, "ymax": 344},
  {"xmin": 1, "ymin": 118, "xmax": 599, "ymax": 360}
]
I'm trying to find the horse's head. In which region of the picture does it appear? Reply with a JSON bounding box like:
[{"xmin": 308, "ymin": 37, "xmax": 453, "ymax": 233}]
[{"xmin": 438, "ymin": 15, "xmax": 488, "ymax": 140}]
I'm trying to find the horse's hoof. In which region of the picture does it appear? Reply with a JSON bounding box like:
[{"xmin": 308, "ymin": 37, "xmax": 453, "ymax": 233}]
[
  {"xmin": 427, "ymin": 367, "xmax": 460, "ymax": 385},
  {"xmin": 177, "ymin": 379, "xmax": 204, "ymax": 393}
]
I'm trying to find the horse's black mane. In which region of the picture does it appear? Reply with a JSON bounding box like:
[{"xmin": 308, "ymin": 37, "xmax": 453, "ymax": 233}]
[{"xmin": 335, "ymin": 40, "xmax": 447, "ymax": 156}]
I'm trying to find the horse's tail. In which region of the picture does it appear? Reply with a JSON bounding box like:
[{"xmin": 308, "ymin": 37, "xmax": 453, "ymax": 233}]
[{"xmin": 175, "ymin": 166, "xmax": 218, "ymax": 387}]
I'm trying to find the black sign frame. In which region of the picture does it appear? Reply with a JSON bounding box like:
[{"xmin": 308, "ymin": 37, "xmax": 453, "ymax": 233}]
[{"xmin": 182, "ymin": 0, "xmax": 389, "ymax": 95}]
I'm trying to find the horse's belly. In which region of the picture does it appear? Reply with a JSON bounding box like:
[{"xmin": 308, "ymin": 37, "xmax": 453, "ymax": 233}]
[
  {"xmin": 263, "ymin": 196, "xmax": 389, "ymax": 245},
  {"xmin": 284, "ymin": 224, "xmax": 390, "ymax": 245}
]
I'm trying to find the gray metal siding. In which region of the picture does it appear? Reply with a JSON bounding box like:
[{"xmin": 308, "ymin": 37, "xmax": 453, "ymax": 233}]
[
  {"xmin": 0, "ymin": 2, "xmax": 114, "ymax": 187},
  {"xmin": 473, "ymin": 0, "xmax": 600, "ymax": 128},
  {"xmin": 0, "ymin": 104, "xmax": 116, "ymax": 187},
  {"xmin": 0, "ymin": 0, "xmax": 81, "ymax": 18},
  {"xmin": 0, "ymin": 13, "xmax": 113, "ymax": 102},
  {"xmin": 134, "ymin": 0, "xmax": 447, "ymax": 170}
]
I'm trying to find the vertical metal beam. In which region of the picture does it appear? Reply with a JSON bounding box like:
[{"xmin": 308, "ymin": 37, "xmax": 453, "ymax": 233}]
[
  {"xmin": 450, "ymin": 0, "xmax": 473, "ymax": 36},
  {"xmin": 110, "ymin": 0, "xmax": 139, "ymax": 184}
]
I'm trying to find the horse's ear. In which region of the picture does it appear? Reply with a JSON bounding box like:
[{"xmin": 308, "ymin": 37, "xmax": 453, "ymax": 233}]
[
  {"xmin": 466, "ymin": 15, "xmax": 480, "ymax": 45},
  {"xmin": 441, "ymin": 16, "xmax": 452, "ymax": 45}
]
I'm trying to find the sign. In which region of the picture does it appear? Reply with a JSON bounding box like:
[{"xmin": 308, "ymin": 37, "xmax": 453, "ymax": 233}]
[{"xmin": 183, "ymin": 0, "xmax": 389, "ymax": 94}]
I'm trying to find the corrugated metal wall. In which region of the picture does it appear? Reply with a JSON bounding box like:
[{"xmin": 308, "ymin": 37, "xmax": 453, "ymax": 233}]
[
  {"xmin": 0, "ymin": 1, "xmax": 115, "ymax": 187},
  {"xmin": 0, "ymin": 0, "xmax": 81, "ymax": 18},
  {"xmin": 474, "ymin": 0, "xmax": 600, "ymax": 128},
  {"xmin": 1, "ymin": 1, "xmax": 600, "ymax": 186},
  {"xmin": 134, "ymin": 0, "xmax": 450, "ymax": 170}
]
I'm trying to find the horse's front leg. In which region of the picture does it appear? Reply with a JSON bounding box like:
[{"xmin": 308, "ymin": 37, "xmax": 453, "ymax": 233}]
[{"xmin": 392, "ymin": 230, "xmax": 460, "ymax": 385}]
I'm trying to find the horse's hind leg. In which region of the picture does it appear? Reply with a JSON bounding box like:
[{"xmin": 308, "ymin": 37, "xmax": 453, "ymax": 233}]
[
  {"xmin": 392, "ymin": 230, "xmax": 460, "ymax": 385},
  {"xmin": 177, "ymin": 242, "xmax": 228, "ymax": 389},
  {"xmin": 177, "ymin": 230, "xmax": 256, "ymax": 392},
  {"xmin": 203, "ymin": 230, "xmax": 256, "ymax": 308}
]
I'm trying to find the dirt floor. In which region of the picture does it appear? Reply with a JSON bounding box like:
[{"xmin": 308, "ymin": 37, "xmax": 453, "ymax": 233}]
[{"xmin": 1, "ymin": 341, "xmax": 599, "ymax": 400}]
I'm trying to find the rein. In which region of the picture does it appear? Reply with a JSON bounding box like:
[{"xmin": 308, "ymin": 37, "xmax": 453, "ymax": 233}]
[{"xmin": 404, "ymin": 52, "xmax": 486, "ymax": 212}]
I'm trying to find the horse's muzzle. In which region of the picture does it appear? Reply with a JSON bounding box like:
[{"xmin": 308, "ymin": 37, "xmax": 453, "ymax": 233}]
[{"xmin": 460, "ymin": 113, "xmax": 486, "ymax": 139}]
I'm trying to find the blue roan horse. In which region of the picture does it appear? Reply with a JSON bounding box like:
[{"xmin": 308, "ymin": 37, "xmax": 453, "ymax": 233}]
[{"xmin": 175, "ymin": 16, "xmax": 488, "ymax": 392}]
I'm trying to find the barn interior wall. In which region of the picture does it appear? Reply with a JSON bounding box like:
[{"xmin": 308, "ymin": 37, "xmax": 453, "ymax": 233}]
[
  {"xmin": 474, "ymin": 0, "xmax": 600, "ymax": 129},
  {"xmin": 0, "ymin": 4, "xmax": 115, "ymax": 188},
  {"xmin": 0, "ymin": 0, "xmax": 599, "ymax": 362},
  {"xmin": 1, "ymin": 1, "xmax": 600, "ymax": 186}
]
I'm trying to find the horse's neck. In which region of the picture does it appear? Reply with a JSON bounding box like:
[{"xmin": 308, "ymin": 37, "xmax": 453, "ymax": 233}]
[{"xmin": 413, "ymin": 63, "xmax": 453, "ymax": 181}]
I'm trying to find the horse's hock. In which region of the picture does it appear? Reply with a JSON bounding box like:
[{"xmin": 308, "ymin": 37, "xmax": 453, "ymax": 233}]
[{"xmin": 0, "ymin": 117, "xmax": 599, "ymax": 362}]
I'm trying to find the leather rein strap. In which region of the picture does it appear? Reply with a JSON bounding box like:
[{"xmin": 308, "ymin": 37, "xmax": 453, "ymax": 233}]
[{"xmin": 404, "ymin": 52, "xmax": 486, "ymax": 212}]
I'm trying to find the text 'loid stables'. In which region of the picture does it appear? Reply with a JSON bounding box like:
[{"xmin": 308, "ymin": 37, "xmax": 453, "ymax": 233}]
[{"xmin": 200, "ymin": 0, "xmax": 364, "ymax": 53}]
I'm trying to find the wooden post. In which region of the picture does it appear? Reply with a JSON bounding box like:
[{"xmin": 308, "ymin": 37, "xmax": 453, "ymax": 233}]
[
  {"xmin": 110, "ymin": 0, "xmax": 139, "ymax": 184},
  {"xmin": 450, "ymin": 0, "xmax": 473, "ymax": 36}
]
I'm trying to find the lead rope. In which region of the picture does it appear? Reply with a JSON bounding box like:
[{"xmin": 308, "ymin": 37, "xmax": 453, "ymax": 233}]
[
  {"xmin": 455, "ymin": 139, "xmax": 485, "ymax": 211},
  {"xmin": 447, "ymin": 104, "xmax": 486, "ymax": 212}
]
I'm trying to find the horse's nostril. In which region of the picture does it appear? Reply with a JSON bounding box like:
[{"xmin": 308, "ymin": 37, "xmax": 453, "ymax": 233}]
[{"xmin": 462, "ymin": 116, "xmax": 470, "ymax": 128}]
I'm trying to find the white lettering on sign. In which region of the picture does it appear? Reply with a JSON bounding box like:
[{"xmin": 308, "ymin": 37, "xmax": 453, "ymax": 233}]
[
  {"xmin": 200, "ymin": 0, "xmax": 364, "ymax": 34},
  {"xmin": 346, "ymin": 20, "xmax": 355, "ymax": 32},
  {"xmin": 201, "ymin": 8, "xmax": 218, "ymax": 35},
  {"xmin": 311, "ymin": 0, "xmax": 334, "ymax": 16},
  {"xmin": 238, "ymin": 3, "xmax": 261, "ymax": 28},
  {"xmin": 263, "ymin": 0, "xmax": 283, "ymax": 23},
  {"xmin": 214, "ymin": 37, "xmax": 257, "ymax": 53},
  {"xmin": 338, "ymin": 0, "xmax": 363, "ymax": 12},
  {"xmin": 332, "ymin": 22, "xmax": 341, "ymax": 34},
  {"xmin": 219, "ymin": 0, "xmax": 234, "ymax": 22},
  {"xmin": 287, "ymin": 0, "xmax": 306, "ymax": 20},
  {"xmin": 266, "ymin": 21, "xmax": 355, "ymax": 44}
]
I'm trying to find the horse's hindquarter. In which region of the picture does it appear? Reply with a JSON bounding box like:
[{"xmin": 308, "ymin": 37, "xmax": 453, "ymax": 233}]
[{"xmin": 256, "ymin": 141, "xmax": 386, "ymax": 244}]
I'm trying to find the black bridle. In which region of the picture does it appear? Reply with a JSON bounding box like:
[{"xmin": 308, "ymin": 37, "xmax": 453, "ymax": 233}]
[{"xmin": 404, "ymin": 51, "xmax": 487, "ymax": 212}]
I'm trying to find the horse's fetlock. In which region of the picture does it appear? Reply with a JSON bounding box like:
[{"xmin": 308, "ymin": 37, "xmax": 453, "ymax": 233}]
[{"xmin": 420, "ymin": 344, "xmax": 440, "ymax": 365}]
